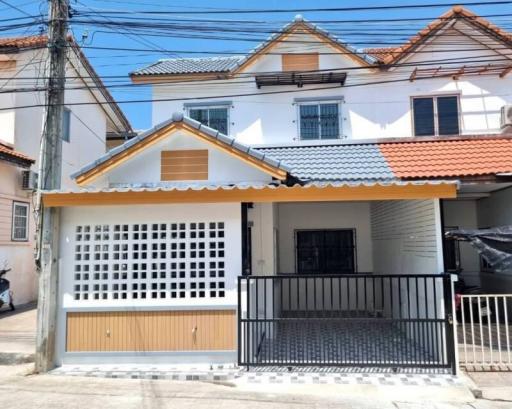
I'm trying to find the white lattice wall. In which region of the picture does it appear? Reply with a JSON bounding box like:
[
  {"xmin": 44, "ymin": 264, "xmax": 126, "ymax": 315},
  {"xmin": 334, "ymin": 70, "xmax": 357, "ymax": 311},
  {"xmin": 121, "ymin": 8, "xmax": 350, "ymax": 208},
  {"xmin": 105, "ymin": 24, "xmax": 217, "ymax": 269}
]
[{"xmin": 60, "ymin": 203, "xmax": 241, "ymax": 308}]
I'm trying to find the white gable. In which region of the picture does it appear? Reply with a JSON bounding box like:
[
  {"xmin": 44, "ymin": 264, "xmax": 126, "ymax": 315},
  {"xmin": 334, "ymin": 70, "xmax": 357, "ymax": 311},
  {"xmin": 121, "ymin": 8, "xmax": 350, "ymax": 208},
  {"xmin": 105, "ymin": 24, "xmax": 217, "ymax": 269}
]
[
  {"xmin": 240, "ymin": 31, "xmax": 365, "ymax": 73},
  {"xmin": 105, "ymin": 130, "xmax": 273, "ymax": 186}
]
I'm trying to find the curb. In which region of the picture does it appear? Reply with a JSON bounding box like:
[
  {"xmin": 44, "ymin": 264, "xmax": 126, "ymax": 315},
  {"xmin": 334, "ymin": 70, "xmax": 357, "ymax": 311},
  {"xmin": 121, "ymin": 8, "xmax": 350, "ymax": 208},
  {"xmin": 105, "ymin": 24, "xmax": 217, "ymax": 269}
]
[{"xmin": 0, "ymin": 352, "xmax": 35, "ymax": 365}]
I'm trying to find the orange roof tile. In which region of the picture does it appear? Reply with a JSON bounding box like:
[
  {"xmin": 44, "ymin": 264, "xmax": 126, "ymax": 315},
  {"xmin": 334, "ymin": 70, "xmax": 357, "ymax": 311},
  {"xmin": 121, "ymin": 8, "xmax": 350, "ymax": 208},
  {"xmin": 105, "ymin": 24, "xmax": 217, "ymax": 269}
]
[
  {"xmin": 379, "ymin": 138, "xmax": 512, "ymax": 178},
  {"xmin": 0, "ymin": 34, "xmax": 48, "ymax": 49},
  {"xmin": 0, "ymin": 143, "xmax": 34, "ymax": 166},
  {"xmin": 365, "ymin": 6, "xmax": 512, "ymax": 64}
]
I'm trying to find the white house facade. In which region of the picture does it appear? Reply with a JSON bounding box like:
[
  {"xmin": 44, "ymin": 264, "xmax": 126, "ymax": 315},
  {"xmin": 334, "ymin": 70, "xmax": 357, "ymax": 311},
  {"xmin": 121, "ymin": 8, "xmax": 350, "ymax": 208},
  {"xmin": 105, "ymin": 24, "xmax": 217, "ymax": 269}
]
[
  {"xmin": 43, "ymin": 7, "xmax": 512, "ymax": 372},
  {"xmin": 0, "ymin": 35, "xmax": 132, "ymax": 305}
]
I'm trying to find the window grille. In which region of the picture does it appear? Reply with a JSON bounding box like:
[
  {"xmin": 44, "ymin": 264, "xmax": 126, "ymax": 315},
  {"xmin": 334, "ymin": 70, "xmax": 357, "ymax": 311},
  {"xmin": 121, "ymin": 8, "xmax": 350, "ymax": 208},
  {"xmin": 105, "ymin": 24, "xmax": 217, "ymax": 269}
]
[
  {"xmin": 11, "ymin": 201, "xmax": 29, "ymax": 241},
  {"xmin": 72, "ymin": 222, "xmax": 226, "ymax": 302}
]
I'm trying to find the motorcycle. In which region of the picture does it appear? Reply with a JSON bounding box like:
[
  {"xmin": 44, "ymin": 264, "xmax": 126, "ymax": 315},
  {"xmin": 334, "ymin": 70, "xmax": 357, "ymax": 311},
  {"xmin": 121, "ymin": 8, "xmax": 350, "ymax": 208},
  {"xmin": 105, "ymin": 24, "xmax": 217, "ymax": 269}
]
[
  {"xmin": 454, "ymin": 277, "xmax": 490, "ymax": 323},
  {"xmin": 0, "ymin": 267, "xmax": 15, "ymax": 311}
]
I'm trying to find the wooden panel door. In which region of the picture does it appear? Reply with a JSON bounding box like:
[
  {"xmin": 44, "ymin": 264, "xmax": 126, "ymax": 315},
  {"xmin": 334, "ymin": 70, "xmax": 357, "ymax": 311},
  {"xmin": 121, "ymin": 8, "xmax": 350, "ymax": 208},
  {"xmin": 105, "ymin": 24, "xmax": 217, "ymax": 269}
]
[{"xmin": 66, "ymin": 310, "xmax": 236, "ymax": 352}]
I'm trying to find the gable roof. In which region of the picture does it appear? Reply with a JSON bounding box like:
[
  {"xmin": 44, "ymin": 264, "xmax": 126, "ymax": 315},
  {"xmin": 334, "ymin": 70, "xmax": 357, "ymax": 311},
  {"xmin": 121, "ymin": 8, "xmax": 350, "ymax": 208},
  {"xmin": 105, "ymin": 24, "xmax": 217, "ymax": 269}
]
[
  {"xmin": 72, "ymin": 112, "xmax": 290, "ymax": 185},
  {"xmin": 131, "ymin": 16, "xmax": 374, "ymax": 79},
  {"xmin": 257, "ymin": 135, "xmax": 512, "ymax": 182},
  {"xmin": 0, "ymin": 34, "xmax": 132, "ymax": 135},
  {"xmin": 364, "ymin": 6, "xmax": 512, "ymax": 65}
]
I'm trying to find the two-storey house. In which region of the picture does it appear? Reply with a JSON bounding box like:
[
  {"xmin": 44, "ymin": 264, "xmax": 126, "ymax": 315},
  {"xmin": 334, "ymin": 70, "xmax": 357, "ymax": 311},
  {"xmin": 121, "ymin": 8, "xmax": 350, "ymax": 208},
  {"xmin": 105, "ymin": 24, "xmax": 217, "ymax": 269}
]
[
  {"xmin": 43, "ymin": 7, "xmax": 512, "ymax": 372},
  {"xmin": 0, "ymin": 35, "xmax": 132, "ymax": 305}
]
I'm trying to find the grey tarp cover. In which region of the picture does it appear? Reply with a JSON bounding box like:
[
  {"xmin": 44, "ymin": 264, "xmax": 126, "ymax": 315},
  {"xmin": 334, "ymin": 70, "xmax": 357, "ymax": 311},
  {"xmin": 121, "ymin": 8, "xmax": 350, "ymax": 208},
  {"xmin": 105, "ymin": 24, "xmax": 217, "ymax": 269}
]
[{"xmin": 445, "ymin": 226, "xmax": 512, "ymax": 273}]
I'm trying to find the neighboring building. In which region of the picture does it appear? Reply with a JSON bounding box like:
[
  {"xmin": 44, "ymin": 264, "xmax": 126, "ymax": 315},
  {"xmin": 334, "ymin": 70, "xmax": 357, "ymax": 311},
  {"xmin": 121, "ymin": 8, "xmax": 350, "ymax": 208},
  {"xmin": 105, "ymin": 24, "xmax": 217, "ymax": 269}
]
[
  {"xmin": 43, "ymin": 7, "xmax": 512, "ymax": 371},
  {"xmin": 0, "ymin": 35, "xmax": 132, "ymax": 305}
]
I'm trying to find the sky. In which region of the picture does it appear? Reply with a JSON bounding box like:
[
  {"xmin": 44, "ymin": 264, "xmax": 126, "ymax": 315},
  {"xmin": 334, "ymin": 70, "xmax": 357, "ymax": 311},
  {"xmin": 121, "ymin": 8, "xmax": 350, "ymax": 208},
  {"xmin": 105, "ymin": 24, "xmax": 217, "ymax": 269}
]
[{"xmin": 1, "ymin": 0, "xmax": 511, "ymax": 130}]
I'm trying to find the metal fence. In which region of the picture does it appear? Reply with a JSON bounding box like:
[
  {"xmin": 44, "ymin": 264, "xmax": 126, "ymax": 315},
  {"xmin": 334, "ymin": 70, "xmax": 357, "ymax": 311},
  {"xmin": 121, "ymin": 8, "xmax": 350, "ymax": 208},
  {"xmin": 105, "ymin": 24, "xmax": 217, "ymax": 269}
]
[
  {"xmin": 458, "ymin": 294, "xmax": 512, "ymax": 371},
  {"xmin": 238, "ymin": 274, "xmax": 456, "ymax": 372}
]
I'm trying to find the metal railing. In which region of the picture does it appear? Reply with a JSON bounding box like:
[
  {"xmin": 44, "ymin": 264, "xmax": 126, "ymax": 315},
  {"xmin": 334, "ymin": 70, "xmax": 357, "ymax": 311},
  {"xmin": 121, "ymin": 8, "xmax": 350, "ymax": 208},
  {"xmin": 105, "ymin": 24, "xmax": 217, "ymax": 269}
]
[
  {"xmin": 458, "ymin": 294, "xmax": 512, "ymax": 371},
  {"xmin": 238, "ymin": 274, "xmax": 456, "ymax": 372}
]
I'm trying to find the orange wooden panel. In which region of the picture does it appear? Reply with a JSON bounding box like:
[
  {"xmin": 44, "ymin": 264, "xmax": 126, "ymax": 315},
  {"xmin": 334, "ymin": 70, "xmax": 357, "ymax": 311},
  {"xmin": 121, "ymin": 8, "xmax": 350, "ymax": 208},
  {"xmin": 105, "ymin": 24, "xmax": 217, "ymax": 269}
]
[
  {"xmin": 161, "ymin": 149, "xmax": 208, "ymax": 181},
  {"xmin": 282, "ymin": 53, "xmax": 319, "ymax": 71},
  {"xmin": 66, "ymin": 310, "xmax": 236, "ymax": 352}
]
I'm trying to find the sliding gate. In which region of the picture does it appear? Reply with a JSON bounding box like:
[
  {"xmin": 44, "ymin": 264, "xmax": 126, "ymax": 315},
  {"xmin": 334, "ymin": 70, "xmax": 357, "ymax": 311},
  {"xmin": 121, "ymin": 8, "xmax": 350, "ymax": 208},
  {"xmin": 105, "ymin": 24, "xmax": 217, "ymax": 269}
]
[{"xmin": 238, "ymin": 274, "xmax": 456, "ymax": 372}]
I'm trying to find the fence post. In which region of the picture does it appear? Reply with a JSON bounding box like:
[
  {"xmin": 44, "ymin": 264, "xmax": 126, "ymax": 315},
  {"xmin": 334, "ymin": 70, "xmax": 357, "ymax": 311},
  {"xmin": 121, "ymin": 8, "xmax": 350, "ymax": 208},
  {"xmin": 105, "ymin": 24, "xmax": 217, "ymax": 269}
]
[{"xmin": 443, "ymin": 274, "xmax": 457, "ymax": 374}]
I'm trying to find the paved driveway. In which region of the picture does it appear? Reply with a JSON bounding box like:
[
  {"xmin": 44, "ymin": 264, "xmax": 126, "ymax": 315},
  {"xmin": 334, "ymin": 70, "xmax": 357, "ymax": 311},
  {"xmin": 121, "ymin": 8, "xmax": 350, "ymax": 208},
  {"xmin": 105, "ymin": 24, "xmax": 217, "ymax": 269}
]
[{"xmin": 0, "ymin": 303, "xmax": 36, "ymax": 363}]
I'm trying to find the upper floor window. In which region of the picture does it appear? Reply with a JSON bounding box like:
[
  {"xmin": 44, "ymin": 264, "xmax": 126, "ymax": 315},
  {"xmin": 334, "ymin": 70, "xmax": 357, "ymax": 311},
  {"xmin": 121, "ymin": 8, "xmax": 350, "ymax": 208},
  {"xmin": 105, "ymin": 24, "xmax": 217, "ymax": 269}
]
[
  {"xmin": 62, "ymin": 108, "xmax": 71, "ymax": 142},
  {"xmin": 188, "ymin": 106, "xmax": 229, "ymax": 135},
  {"xmin": 298, "ymin": 102, "xmax": 340, "ymax": 140},
  {"xmin": 412, "ymin": 95, "xmax": 460, "ymax": 137},
  {"xmin": 11, "ymin": 201, "xmax": 29, "ymax": 241}
]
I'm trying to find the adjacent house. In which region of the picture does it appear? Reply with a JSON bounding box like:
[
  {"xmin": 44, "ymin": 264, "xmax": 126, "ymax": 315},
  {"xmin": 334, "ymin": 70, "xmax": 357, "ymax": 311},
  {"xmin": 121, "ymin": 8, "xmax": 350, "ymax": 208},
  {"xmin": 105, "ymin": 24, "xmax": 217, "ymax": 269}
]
[
  {"xmin": 43, "ymin": 7, "xmax": 512, "ymax": 371},
  {"xmin": 0, "ymin": 35, "xmax": 132, "ymax": 305}
]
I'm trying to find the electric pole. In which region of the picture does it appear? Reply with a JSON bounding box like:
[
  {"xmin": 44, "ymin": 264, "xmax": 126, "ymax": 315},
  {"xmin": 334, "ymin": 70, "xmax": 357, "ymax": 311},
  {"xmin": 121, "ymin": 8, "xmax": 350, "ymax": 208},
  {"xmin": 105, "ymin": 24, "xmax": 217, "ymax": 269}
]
[{"xmin": 35, "ymin": 0, "xmax": 69, "ymax": 372}]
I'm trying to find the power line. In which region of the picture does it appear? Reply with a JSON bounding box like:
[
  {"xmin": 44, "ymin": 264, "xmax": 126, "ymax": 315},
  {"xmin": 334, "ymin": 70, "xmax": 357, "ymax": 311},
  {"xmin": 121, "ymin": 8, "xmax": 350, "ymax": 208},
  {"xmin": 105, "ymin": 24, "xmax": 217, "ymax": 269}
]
[
  {"xmin": 72, "ymin": 1, "xmax": 512, "ymax": 15},
  {"xmin": 0, "ymin": 0, "xmax": 36, "ymax": 18}
]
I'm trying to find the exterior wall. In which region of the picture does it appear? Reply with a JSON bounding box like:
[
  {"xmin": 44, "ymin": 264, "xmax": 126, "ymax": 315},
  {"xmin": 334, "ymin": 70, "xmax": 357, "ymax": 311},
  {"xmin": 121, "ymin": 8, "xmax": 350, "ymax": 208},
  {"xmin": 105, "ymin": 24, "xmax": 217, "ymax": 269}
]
[
  {"xmin": 56, "ymin": 203, "xmax": 241, "ymax": 365},
  {"xmin": 107, "ymin": 130, "xmax": 272, "ymax": 186},
  {"xmin": 0, "ymin": 161, "xmax": 37, "ymax": 304},
  {"xmin": 476, "ymin": 186, "xmax": 512, "ymax": 293},
  {"xmin": 151, "ymin": 28, "xmax": 512, "ymax": 145},
  {"xmin": 277, "ymin": 201, "xmax": 373, "ymax": 273},
  {"xmin": 370, "ymin": 199, "xmax": 444, "ymax": 275},
  {"xmin": 442, "ymin": 199, "xmax": 481, "ymax": 274}
]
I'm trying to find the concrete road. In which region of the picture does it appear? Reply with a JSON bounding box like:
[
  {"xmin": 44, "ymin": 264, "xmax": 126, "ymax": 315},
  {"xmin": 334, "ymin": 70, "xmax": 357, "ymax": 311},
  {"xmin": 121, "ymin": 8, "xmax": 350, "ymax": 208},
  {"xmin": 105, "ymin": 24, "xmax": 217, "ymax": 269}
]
[
  {"xmin": 0, "ymin": 364, "xmax": 510, "ymax": 409},
  {"xmin": 0, "ymin": 303, "xmax": 36, "ymax": 364}
]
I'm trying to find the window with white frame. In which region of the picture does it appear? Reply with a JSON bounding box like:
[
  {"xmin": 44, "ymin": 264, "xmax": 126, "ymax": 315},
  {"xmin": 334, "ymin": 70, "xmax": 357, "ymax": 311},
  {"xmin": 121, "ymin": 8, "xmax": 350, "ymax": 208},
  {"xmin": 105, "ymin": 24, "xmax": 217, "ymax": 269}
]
[
  {"xmin": 72, "ymin": 222, "xmax": 226, "ymax": 302},
  {"xmin": 298, "ymin": 102, "xmax": 341, "ymax": 140},
  {"xmin": 188, "ymin": 106, "xmax": 229, "ymax": 134},
  {"xmin": 412, "ymin": 95, "xmax": 460, "ymax": 137},
  {"xmin": 11, "ymin": 201, "xmax": 29, "ymax": 241}
]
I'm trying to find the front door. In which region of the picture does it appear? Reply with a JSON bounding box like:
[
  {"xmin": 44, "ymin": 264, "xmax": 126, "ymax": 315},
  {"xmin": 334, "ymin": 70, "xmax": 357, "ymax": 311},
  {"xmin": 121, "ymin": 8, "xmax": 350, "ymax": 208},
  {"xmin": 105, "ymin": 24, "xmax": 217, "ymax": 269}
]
[{"xmin": 296, "ymin": 229, "xmax": 356, "ymax": 274}]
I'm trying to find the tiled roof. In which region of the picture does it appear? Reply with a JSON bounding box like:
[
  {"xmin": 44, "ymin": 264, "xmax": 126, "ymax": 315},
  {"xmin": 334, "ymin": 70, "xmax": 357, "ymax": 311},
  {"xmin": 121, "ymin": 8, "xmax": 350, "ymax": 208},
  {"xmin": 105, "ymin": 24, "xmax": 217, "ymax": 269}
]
[
  {"xmin": 257, "ymin": 144, "xmax": 394, "ymax": 181},
  {"xmin": 132, "ymin": 16, "xmax": 375, "ymax": 77},
  {"xmin": 365, "ymin": 6, "xmax": 512, "ymax": 64},
  {"xmin": 0, "ymin": 143, "xmax": 34, "ymax": 167},
  {"xmin": 0, "ymin": 34, "xmax": 48, "ymax": 49},
  {"xmin": 379, "ymin": 138, "xmax": 512, "ymax": 178},
  {"xmin": 71, "ymin": 112, "xmax": 291, "ymax": 181},
  {"xmin": 132, "ymin": 56, "xmax": 245, "ymax": 76}
]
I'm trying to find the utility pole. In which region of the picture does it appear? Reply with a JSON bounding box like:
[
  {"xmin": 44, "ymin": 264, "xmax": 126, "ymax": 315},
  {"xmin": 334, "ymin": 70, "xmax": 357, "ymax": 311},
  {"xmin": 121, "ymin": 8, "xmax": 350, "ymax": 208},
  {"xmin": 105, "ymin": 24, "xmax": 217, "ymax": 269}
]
[{"xmin": 35, "ymin": 0, "xmax": 69, "ymax": 373}]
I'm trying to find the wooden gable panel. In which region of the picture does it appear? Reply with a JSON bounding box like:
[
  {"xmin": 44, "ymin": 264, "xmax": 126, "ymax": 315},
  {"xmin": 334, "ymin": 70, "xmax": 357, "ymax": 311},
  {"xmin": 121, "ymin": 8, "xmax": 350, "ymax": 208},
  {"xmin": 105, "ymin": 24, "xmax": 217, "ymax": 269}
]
[
  {"xmin": 161, "ymin": 149, "xmax": 208, "ymax": 181},
  {"xmin": 282, "ymin": 53, "xmax": 319, "ymax": 72}
]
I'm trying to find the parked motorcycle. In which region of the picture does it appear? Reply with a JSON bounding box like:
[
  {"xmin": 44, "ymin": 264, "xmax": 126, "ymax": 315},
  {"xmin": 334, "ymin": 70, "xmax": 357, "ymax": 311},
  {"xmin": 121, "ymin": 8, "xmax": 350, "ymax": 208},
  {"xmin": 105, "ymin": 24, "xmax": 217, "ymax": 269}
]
[
  {"xmin": 0, "ymin": 267, "xmax": 15, "ymax": 311},
  {"xmin": 454, "ymin": 277, "xmax": 490, "ymax": 324}
]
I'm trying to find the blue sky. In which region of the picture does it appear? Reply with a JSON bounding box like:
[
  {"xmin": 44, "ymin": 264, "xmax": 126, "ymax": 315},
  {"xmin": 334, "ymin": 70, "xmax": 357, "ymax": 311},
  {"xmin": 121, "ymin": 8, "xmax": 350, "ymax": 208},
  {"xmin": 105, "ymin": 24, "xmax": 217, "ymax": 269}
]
[{"xmin": 2, "ymin": 0, "xmax": 511, "ymax": 130}]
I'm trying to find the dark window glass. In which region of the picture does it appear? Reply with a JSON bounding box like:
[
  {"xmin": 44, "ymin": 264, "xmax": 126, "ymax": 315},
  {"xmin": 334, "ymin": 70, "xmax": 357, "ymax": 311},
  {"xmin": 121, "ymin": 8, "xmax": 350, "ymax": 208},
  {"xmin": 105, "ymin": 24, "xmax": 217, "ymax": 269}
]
[
  {"xmin": 320, "ymin": 103, "xmax": 339, "ymax": 139},
  {"xmin": 189, "ymin": 107, "xmax": 228, "ymax": 134},
  {"xmin": 62, "ymin": 108, "xmax": 71, "ymax": 142},
  {"xmin": 300, "ymin": 103, "xmax": 339, "ymax": 140},
  {"xmin": 299, "ymin": 105, "xmax": 319, "ymax": 139},
  {"xmin": 413, "ymin": 98, "xmax": 435, "ymax": 136},
  {"xmin": 437, "ymin": 96, "xmax": 459, "ymax": 135}
]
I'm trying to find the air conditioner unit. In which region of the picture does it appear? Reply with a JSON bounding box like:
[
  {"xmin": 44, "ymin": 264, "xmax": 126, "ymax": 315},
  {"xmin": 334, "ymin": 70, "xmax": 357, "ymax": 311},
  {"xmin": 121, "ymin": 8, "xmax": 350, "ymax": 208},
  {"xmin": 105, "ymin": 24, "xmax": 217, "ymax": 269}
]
[
  {"xmin": 500, "ymin": 105, "xmax": 512, "ymax": 129},
  {"xmin": 21, "ymin": 170, "xmax": 38, "ymax": 190}
]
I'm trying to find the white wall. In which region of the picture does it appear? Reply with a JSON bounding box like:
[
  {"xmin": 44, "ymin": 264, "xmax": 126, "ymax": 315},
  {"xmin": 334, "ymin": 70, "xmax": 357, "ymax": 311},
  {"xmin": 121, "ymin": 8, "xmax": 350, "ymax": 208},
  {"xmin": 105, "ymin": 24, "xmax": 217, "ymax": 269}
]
[
  {"xmin": 150, "ymin": 25, "xmax": 512, "ymax": 145},
  {"xmin": 248, "ymin": 203, "xmax": 278, "ymax": 276},
  {"xmin": 477, "ymin": 186, "xmax": 512, "ymax": 227},
  {"xmin": 443, "ymin": 199, "xmax": 481, "ymax": 273},
  {"xmin": 371, "ymin": 199, "xmax": 443, "ymax": 275},
  {"xmin": 0, "ymin": 161, "xmax": 37, "ymax": 305},
  {"xmin": 277, "ymin": 201, "xmax": 373, "ymax": 273}
]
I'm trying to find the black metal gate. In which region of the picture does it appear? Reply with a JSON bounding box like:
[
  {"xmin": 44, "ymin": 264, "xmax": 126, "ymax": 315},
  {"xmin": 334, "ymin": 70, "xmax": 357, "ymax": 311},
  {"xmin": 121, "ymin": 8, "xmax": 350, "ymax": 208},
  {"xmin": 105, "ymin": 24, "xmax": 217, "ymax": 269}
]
[{"xmin": 238, "ymin": 274, "xmax": 456, "ymax": 372}]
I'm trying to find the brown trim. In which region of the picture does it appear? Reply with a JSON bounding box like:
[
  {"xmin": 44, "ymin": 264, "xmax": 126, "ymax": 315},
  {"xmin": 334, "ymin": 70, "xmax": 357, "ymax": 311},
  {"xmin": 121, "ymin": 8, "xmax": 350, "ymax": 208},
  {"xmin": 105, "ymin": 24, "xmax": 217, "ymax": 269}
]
[
  {"xmin": 42, "ymin": 183, "xmax": 457, "ymax": 207},
  {"xmin": 130, "ymin": 72, "xmax": 230, "ymax": 84},
  {"xmin": 76, "ymin": 122, "xmax": 287, "ymax": 186}
]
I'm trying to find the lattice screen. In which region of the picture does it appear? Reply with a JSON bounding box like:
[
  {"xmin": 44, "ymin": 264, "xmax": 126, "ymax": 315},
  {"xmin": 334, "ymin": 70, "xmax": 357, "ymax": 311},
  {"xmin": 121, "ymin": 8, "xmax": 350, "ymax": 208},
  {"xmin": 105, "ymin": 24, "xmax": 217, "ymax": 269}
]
[{"xmin": 73, "ymin": 222, "xmax": 226, "ymax": 302}]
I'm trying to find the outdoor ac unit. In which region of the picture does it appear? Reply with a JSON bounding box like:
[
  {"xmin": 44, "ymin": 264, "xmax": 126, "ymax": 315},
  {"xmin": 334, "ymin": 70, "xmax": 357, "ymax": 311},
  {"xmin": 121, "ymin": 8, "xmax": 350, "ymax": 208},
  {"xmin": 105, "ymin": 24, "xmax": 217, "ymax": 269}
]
[
  {"xmin": 500, "ymin": 105, "xmax": 512, "ymax": 129},
  {"xmin": 21, "ymin": 170, "xmax": 38, "ymax": 190}
]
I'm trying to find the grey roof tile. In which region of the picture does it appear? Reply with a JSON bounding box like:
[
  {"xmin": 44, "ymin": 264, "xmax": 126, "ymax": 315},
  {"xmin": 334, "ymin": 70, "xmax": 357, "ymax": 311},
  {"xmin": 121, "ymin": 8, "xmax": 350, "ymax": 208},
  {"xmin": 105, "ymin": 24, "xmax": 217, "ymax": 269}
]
[
  {"xmin": 256, "ymin": 144, "xmax": 395, "ymax": 182},
  {"xmin": 132, "ymin": 56, "xmax": 244, "ymax": 76}
]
